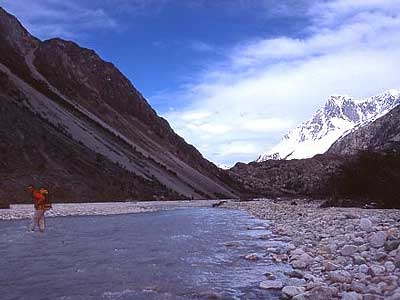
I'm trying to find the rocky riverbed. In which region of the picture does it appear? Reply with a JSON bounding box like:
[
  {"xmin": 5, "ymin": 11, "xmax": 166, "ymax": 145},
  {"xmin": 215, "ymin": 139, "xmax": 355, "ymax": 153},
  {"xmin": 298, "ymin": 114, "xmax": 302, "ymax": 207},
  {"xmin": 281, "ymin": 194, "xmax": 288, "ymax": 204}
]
[{"xmin": 222, "ymin": 199, "xmax": 400, "ymax": 300}]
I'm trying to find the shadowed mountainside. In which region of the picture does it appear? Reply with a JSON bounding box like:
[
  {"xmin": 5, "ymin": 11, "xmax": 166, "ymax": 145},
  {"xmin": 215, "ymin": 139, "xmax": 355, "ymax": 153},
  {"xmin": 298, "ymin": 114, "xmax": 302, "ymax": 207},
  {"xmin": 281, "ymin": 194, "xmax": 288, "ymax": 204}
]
[
  {"xmin": 323, "ymin": 106, "xmax": 400, "ymax": 208},
  {"xmin": 0, "ymin": 7, "xmax": 241, "ymax": 203}
]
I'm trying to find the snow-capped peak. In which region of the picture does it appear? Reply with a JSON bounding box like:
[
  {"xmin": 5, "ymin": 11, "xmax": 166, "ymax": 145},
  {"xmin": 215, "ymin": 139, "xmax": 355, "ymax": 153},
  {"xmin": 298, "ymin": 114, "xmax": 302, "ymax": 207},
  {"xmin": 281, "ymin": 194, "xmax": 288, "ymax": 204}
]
[
  {"xmin": 387, "ymin": 89, "xmax": 400, "ymax": 97},
  {"xmin": 257, "ymin": 89, "xmax": 400, "ymax": 161}
]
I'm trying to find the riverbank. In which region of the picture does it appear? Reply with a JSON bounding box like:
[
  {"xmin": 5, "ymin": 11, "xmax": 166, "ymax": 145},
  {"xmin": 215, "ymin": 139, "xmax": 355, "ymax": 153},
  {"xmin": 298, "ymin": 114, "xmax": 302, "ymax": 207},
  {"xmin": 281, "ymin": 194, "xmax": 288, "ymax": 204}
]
[
  {"xmin": 0, "ymin": 200, "xmax": 222, "ymax": 220},
  {"xmin": 222, "ymin": 199, "xmax": 400, "ymax": 300}
]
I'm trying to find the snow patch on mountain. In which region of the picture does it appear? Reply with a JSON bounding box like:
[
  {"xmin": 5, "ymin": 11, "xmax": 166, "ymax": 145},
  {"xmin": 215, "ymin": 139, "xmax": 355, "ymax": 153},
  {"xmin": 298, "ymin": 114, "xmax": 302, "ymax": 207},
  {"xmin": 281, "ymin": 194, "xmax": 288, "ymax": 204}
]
[{"xmin": 257, "ymin": 89, "xmax": 400, "ymax": 161}]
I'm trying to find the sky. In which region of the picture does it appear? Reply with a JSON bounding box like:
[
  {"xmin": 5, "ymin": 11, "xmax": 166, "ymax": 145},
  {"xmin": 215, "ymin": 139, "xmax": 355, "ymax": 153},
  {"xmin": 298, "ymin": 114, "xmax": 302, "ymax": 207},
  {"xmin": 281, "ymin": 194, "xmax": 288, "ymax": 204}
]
[{"xmin": 1, "ymin": 0, "xmax": 400, "ymax": 166}]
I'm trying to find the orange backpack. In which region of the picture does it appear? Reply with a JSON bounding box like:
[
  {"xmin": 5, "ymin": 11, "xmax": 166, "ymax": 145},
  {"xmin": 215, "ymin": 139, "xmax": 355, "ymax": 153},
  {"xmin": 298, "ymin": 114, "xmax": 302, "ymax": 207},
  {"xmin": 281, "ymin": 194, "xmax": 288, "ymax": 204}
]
[{"xmin": 40, "ymin": 188, "xmax": 52, "ymax": 211}]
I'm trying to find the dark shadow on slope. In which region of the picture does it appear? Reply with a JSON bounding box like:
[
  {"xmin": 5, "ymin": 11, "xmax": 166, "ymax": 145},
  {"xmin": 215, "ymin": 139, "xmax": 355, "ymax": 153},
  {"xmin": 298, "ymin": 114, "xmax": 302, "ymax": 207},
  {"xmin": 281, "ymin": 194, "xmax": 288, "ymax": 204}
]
[{"xmin": 323, "ymin": 151, "xmax": 400, "ymax": 208}]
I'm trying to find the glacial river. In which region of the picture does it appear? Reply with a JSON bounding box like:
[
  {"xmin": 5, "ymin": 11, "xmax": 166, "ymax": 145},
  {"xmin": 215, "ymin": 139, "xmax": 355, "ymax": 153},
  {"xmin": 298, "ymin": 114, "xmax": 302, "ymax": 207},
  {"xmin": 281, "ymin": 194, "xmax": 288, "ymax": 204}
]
[{"xmin": 0, "ymin": 208, "xmax": 291, "ymax": 300}]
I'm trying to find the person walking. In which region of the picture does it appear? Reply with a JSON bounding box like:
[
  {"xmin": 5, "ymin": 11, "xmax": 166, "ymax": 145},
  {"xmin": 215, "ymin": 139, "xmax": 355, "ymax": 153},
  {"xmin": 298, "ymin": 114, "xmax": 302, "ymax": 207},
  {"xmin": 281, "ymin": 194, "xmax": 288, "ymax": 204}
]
[{"xmin": 28, "ymin": 185, "xmax": 49, "ymax": 232}]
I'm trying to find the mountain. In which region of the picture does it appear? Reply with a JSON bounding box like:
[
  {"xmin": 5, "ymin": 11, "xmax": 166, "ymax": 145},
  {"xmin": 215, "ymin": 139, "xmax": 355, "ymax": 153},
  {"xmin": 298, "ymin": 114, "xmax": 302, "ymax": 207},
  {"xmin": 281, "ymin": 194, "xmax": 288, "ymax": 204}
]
[
  {"xmin": 328, "ymin": 105, "xmax": 400, "ymax": 155},
  {"xmin": 257, "ymin": 90, "xmax": 400, "ymax": 161},
  {"xmin": 231, "ymin": 105, "xmax": 400, "ymax": 206},
  {"xmin": 0, "ymin": 7, "xmax": 239, "ymax": 203}
]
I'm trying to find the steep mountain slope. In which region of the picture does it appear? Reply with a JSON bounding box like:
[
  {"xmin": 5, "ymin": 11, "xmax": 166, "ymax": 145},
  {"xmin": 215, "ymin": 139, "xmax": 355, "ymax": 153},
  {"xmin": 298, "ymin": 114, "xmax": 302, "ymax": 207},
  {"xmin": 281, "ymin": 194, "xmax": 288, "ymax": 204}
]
[
  {"xmin": 0, "ymin": 7, "xmax": 239, "ymax": 202},
  {"xmin": 328, "ymin": 106, "xmax": 400, "ymax": 155},
  {"xmin": 257, "ymin": 90, "xmax": 400, "ymax": 161}
]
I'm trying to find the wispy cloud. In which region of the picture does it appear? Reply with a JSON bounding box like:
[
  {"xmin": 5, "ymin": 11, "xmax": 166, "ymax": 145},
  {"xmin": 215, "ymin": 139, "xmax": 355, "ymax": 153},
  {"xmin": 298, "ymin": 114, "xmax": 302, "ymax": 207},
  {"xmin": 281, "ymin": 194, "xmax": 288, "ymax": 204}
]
[
  {"xmin": 0, "ymin": 0, "xmax": 118, "ymax": 39},
  {"xmin": 152, "ymin": 39, "xmax": 217, "ymax": 54},
  {"xmin": 157, "ymin": 0, "xmax": 400, "ymax": 166},
  {"xmin": 187, "ymin": 40, "xmax": 215, "ymax": 53},
  {"xmin": 0, "ymin": 0, "xmax": 172, "ymax": 39}
]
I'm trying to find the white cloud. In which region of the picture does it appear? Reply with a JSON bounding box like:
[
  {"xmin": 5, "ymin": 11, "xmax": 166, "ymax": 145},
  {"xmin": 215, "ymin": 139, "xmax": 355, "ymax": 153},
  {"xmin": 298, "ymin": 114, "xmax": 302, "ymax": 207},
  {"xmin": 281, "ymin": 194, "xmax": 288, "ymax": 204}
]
[{"xmin": 158, "ymin": 0, "xmax": 400, "ymax": 166}]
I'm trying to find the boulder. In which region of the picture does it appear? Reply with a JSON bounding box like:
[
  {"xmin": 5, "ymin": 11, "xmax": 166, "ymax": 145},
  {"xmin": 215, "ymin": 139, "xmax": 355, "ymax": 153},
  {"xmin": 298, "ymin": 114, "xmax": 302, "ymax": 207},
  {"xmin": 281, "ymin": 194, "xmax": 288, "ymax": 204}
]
[
  {"xmin": 369, "ymin": 264, "xmax": 386, "ymax": 276},
  {"xmin": 329, "ymin": 270, "xmax": 352, "ymax": 283},
  {"xmin": 360, "ymin": 218, "xmax": 373, "ymax": 232},
  {"xmin": 384, "ymin": 240, "xmax": 400, "ymax": 252},
  {"xmin": 282, "ymin": 286, "xmax": 305, "ymax": 297},
  {"xmin": 341, "ymin": 245, "xmax": 358, "ymax": 256},
  {"xmin": 341, "ymin": 291, "xmax": 362, "ymax": 300},
  {"xmin": 259, "ymin": 280, "xmax": 283, "ymax": 290},
  {"xmin": 292, "ymin": 253, "xmax": 313, "ymax": 269},
  {"xmin": 358, "ymin": 264, "xmax": 369, "ymax": 274},
  {"xmin": 369, "ymin": 231, "xmax": 388, "ymax": 248},
  {"xmin": 293, "ymin": 286, "xmax": 335, "ymax": 300}
]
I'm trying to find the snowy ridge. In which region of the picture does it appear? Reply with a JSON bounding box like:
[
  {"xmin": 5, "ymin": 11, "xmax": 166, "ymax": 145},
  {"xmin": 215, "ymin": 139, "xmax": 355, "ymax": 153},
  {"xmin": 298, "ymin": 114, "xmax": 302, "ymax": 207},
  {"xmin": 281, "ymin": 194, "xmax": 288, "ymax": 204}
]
[{"xmin": 257, "ymin": 89, "xmax": 400, "ymax": 161}]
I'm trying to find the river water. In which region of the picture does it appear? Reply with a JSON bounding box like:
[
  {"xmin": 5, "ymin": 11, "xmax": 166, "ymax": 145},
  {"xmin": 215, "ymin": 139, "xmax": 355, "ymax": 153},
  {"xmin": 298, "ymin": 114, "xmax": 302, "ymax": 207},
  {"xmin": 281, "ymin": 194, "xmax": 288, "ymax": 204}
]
[{"xmin": 0, "ymin": 208, "xmax": 291, "ymax": 300}]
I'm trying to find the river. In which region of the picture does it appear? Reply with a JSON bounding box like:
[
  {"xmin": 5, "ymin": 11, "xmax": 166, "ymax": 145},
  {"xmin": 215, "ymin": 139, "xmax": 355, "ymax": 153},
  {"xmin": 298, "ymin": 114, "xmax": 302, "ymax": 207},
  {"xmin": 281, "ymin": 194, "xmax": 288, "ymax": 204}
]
[{"xmin": 0, "ymin": 208, "xmax": 291, "ymax": 300}]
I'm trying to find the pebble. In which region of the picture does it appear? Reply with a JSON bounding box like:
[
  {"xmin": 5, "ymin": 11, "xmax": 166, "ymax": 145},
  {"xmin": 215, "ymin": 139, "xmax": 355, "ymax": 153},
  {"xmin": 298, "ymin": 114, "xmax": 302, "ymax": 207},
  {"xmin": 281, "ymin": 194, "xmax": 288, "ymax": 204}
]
[
  {"xmin": 369, "ymin": 264, "xmax": 386, "ymax": 276},
  {"xmin": 324, "ymin": 260, "xmax": 340, "ymax": 271},
  {"xmin": 342, "ymin": 291, "xmax": 363, "ymax": 300},
  {"xmin": 244, "ymin": 253, "xmax": 259, "ymax": 261},
  {"xmin": 284, "ymin": 270, "xmax": 304, "ymax": 279},
  {"xmin": 385, "ymin": 261, "xmax": 396, "ymax": 272},
  {"xmin": 353, "ymin": 237, "xmax": 365, "ymax": 245},
  {"xmin": 341, "ymin": 245, "xmax": 358, "ymax": 256},
  {"xmin": 363, "ymin": 294, "xmax": 385, "ymax": 300},
  {"xmin": 264, "ymin": 272, "xmax": 276, "ymax": 280},
  {"xmin": 350, "ymin": 281, "xmax": 366, "ymax": 293},
  {"xmin": 353, "ymin": 255, "xmax": 366, "ymax": 265}
]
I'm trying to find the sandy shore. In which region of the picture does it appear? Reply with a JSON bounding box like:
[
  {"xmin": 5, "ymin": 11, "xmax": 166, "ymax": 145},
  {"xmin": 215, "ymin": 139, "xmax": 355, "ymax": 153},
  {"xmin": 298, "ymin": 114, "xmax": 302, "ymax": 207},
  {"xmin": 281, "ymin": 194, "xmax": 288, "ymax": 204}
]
[
  {"xmin": 0, "ymin": 199, "xmax": 224, "ymax": 220},
  {"xmin": 222, "ymin": 199, "xmax": 400, "ymax": 300}
]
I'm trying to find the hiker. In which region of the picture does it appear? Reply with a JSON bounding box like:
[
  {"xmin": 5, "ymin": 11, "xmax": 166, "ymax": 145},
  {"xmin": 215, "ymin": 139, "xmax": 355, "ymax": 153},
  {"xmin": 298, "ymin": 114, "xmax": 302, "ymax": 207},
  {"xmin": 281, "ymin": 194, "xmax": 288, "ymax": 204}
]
[{"xmin": 28, "ymin": 185, "xmax": 49, "ymax": 232}]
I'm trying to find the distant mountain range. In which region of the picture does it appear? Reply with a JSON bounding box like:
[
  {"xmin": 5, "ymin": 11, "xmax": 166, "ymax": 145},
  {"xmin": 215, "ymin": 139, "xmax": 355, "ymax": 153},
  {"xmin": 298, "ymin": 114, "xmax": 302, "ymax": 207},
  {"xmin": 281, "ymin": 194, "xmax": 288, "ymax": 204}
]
[
  {"xmin": 257, "ymin": 89, "xmax": 400, "ymax": 161},
  {"xmin": 0, "ymin": 7, "xmax": 240, "ymax": 203}
]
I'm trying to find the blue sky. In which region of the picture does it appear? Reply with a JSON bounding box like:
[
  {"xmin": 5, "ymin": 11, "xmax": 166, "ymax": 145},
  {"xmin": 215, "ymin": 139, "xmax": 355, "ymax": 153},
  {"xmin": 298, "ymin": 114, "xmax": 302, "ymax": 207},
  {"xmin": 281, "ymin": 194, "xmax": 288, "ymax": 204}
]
[{"xmin": 1, "ymin": 0, "xmax": 400, "ymax": 166}]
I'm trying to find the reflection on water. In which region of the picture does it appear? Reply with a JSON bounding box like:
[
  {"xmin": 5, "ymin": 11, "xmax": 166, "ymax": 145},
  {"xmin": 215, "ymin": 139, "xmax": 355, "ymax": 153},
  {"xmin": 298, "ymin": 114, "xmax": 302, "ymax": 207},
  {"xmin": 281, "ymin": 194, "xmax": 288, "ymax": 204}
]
[{"xmin": 0, "ymin": 208, "xmax": 291, "ymax": 300}]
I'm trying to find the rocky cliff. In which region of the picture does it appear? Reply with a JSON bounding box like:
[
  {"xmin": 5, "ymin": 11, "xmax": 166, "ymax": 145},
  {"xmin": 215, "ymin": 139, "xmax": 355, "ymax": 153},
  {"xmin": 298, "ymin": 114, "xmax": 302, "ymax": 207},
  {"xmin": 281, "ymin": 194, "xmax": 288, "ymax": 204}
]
[
  {"xmin": 328, "ymin": 106, "xmax": 400, "ymax": 155},
  {"xmin": 0, "ymin": 7, "xmax": 239, "ymax": 203}
]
